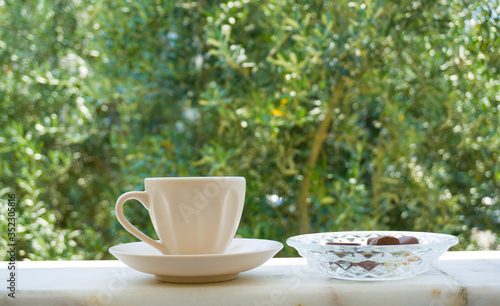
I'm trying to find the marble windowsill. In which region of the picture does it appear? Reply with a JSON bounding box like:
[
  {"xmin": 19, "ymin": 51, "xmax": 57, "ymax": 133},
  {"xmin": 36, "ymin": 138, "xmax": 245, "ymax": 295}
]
[{"xmin": 1, "ymin": 251, "xmax": 499, "ymax": 306}]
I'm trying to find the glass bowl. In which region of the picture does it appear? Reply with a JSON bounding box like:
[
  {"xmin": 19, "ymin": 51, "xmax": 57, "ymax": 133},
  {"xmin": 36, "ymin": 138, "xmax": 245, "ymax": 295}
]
[{"xmin": 286, "ymin": 231, "xmax": 458, "ymax": 281}]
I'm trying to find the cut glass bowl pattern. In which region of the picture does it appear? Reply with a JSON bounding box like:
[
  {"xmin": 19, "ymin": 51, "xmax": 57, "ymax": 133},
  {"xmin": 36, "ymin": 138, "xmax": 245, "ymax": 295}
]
[{"xmin": 287, "ymin": 231, "xmax": 458, "ymax": 281}]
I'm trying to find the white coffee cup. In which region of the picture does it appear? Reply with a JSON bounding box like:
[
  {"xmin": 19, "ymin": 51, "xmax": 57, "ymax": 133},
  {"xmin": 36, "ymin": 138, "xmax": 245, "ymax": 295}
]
[{"xmin": 115, "ymin": 177, "xmax": 245, "ymax": 255}]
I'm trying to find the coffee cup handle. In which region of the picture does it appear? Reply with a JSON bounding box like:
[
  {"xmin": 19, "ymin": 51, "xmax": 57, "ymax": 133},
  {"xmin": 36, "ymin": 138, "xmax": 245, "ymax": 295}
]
[{"xmin": 115, "ymin": 191, "xmax": 169, "ymax": 254}]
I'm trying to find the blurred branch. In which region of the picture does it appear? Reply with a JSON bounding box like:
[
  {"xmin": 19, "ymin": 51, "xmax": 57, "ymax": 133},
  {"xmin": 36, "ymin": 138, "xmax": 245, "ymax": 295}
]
[
  {"xmin": 296, "ymin": 76, "xmax": 348, "ymax": 234},
  {"xmin": 266, "ymin": 32, "xmax": 293, "ymax": 60}
]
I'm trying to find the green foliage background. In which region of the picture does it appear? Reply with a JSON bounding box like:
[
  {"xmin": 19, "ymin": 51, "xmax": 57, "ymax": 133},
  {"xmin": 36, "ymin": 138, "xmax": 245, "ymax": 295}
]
[{"xmin": 1, "ymin": 0, "xmax": 499, "ymax": 259}]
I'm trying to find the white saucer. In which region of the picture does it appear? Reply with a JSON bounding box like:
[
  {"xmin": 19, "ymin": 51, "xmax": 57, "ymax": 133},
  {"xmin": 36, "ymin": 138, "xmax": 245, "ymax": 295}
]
[{"xmin": 109, "ymin": 238, "xmax": 283, "ymax": 283}]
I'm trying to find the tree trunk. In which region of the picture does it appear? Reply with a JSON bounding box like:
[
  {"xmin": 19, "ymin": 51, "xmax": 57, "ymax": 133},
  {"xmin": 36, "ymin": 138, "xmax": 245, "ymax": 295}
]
[{"xmin": 297, "ymin": 77, "xmax": 348, "ymax": 234}]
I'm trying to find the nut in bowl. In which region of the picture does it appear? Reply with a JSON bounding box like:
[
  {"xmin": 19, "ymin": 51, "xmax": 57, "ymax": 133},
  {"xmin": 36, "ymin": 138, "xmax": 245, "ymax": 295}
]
[{"xmin": 286, "ymin": 231, "xmax": 458, "ymax": 281}]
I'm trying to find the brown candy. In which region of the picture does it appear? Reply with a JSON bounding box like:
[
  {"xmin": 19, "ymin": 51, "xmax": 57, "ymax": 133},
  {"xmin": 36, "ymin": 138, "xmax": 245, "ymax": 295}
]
[
  {"xmin": 367, "ymin": 235, "xmax": 420, "ymax": 246},
  {"xmin": 368, "ymin": 235, "xmax": 401, "ymax": 245},
  {"xmin": 398, "ymin": 236, "xmax": 419, "ymax": 245},
  {"xmin": 354, "ymin": 261, "xmax": 379, "ymax": 271}
]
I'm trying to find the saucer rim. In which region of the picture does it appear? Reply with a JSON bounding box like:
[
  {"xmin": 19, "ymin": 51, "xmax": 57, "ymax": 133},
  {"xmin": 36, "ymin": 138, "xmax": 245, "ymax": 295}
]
[{"xmin": 109, "ymin": 238, "xmax": 283, "ymax": 258}]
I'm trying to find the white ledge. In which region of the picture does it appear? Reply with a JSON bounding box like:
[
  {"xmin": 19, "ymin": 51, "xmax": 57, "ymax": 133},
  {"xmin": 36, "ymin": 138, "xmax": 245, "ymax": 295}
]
[{"xmin": 1, "ymin": 251, "xmax": 500, "ymax": 305}]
